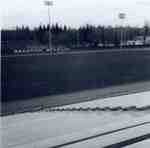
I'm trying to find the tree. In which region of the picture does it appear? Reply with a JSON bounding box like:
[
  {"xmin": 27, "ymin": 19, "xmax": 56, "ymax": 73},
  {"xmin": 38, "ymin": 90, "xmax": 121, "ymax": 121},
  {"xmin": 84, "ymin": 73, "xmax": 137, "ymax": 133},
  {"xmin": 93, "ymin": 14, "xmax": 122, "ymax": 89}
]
[{"xmin": 143, "ymin": 22, "xmax": 149, "ymax": 45}]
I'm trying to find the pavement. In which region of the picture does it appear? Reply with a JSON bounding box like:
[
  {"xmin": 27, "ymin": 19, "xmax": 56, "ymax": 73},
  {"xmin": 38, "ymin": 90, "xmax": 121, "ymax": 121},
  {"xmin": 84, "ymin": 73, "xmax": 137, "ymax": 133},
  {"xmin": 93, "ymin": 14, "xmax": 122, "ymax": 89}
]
[
  {"xmin": 2, "ymin": 81, "xmax": 150, "ymax": 116},
  {"xmin": 1, "ymin": 90, "xmax": 150, "ymax": 148}
]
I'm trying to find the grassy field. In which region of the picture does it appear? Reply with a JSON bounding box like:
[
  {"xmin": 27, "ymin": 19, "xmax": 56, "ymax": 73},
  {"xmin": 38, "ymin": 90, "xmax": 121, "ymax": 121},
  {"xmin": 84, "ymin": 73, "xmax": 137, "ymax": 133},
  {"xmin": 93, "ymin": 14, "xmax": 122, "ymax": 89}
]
[{"xmin": 2, "ymin": 49, "xmax": 150, "ymax": 102}]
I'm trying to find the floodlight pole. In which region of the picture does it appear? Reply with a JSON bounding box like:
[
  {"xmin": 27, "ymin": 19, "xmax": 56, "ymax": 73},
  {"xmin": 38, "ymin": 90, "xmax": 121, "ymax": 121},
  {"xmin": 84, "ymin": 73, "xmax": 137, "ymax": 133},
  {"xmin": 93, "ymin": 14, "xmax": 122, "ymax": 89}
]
[
  {"xmin": 119, "ymin": 13, "xmax": 126, "ymax": 48},
  {"xmin": 44, "ymin": 1, "xmax": 53, "ymax": 50}
]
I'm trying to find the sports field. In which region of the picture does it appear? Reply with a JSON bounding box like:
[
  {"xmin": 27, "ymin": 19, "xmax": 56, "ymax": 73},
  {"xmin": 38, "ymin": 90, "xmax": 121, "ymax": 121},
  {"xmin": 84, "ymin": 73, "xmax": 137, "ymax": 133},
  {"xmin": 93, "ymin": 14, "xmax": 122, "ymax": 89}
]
[{"xmin": 2, "ymin": 48, "xmax": 150, "ymax": 103}]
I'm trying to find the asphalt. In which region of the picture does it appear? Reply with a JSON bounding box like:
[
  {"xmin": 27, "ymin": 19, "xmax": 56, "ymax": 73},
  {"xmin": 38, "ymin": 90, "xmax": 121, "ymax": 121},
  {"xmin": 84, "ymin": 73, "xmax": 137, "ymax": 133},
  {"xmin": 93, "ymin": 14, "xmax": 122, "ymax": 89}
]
[
  {"xmin": 2, "ymin": 80, "xmax": 150, "ymax": 116},
  {"xmin": 51, "ymin": 121, "xmax": 150, "ymax": 148}
]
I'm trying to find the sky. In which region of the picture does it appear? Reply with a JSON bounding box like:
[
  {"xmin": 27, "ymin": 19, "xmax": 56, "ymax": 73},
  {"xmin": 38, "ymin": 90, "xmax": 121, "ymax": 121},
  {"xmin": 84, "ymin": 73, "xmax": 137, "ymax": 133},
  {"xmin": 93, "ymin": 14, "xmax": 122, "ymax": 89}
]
[{"xmin": 1, "ymin": 0, "xmax": 150, "ymax": 29}]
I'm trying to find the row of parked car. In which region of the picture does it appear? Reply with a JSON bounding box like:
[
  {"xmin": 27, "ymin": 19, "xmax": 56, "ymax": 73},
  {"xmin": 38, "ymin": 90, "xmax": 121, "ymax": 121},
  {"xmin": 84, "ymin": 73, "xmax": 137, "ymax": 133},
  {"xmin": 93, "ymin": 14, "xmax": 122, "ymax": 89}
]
[
  {"xmin": 97, "ymin": 42, "xmax": 150, "ymax": 48},
  {"xmin": 13, "ymin": 47, "xmax": 70, "ymax": 54},
  {"xmin": 96, "ymin": 36, "xmax": 150, "ymax": 48}
]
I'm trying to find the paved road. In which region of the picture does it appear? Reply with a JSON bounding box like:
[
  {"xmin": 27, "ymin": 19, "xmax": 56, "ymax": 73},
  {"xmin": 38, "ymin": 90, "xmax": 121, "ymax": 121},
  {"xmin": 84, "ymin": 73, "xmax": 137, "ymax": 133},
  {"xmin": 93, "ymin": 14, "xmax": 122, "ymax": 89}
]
[
  {"xmin": 2, "ymin": 81, "xmax": 150, "ymax": 116},
  {"xmin": 2, "ymin": 47, "xmax": 150, "ymax": 58},
  {"xmin": 2, "ymin": 94, "xmax": 150, "ymax": 148},
  {"xmin": 52, "ymin": 121, "xmax": 150, "ymax": 148}
]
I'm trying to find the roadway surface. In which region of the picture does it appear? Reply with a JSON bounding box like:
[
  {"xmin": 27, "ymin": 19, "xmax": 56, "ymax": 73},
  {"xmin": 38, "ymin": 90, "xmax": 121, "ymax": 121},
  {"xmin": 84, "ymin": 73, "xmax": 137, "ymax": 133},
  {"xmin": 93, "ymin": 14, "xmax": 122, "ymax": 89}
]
[
  {"xmin": 2, "ymin": 81, "xmax": 150, "ymax": 116},
  {"xmin": 1, "ymin": 90, "xmax": 150, "ymax": 148}
]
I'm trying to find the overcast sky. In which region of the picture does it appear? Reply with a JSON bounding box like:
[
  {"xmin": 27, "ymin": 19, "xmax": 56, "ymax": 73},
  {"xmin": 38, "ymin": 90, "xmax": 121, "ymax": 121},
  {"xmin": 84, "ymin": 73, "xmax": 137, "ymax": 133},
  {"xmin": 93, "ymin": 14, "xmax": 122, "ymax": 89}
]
[{"xmin": 1, "ymin": 0, "xmax": 150, "ymax": 29}]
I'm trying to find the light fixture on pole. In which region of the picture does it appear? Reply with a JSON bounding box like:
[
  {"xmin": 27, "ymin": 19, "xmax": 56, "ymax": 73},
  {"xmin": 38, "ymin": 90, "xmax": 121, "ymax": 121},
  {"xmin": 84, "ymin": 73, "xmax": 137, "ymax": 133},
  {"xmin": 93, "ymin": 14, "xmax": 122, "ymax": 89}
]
[
  {"xmin": 118, "ymin": 13, "xmax": 126, "ymax": 48},
  {"xmin": 44, "ymin": 1, "xmax": 53, "ymax": 50}
]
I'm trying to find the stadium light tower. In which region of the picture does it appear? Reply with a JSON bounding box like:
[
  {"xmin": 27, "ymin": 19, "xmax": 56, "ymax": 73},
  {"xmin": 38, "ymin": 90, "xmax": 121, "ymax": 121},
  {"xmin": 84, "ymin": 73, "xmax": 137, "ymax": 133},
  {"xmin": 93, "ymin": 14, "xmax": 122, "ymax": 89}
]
[
  {"xmin": 44, "ymin": 1, "xmax": 53, "ymax": 50},
  {"xmin": 118, "ymin": 13, "xmax": 126, "ymax": 48}
]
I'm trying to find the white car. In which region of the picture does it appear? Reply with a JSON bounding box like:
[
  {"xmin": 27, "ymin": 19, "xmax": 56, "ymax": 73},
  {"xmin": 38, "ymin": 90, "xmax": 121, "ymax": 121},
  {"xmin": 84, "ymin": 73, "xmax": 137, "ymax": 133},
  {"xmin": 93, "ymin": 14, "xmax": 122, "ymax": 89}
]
[
  {"xmin": 98, "ymin": 43, "xmax": 104, "ymax": 47},
  {"xmin": 134, "ymin": 40, "xmax": 143, "ymax": 46},
  {"xmin": 13, "ymin": 50, "xmax": 18, "ymax": 53},
  {"xmin": 126, "ymin": 40, "xmax": 135, "ymax": 46}
]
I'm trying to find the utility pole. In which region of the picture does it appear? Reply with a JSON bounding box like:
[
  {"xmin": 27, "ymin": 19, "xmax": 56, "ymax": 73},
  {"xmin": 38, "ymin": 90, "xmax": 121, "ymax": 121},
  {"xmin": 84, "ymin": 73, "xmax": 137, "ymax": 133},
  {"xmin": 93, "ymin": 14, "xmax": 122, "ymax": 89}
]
[{"xmin": 44, "ymin": 1, "xmax": 53, "ymax": 50}]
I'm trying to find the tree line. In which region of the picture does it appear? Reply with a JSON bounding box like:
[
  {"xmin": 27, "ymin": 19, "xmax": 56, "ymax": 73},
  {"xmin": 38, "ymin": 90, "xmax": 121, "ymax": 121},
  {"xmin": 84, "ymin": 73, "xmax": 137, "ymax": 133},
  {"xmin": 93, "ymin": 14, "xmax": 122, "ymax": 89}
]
[{"xmin": 1, "ymin": 23, "xmax": 150, "ymax": 51}]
